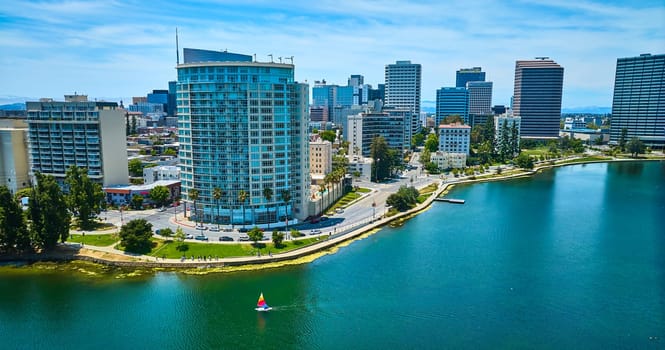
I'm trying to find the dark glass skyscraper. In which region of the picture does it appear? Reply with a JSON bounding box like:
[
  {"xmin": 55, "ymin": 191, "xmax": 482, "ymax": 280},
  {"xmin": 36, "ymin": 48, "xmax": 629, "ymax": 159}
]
[
  {"xmin": 610, "ymin": 53, "xmax": 665, "ymax": 146},
  {"xmin": 456, "ymin": 67, "xmax": 485, "ymax": 88},
  {"xmin": 512, "ymin": 58, "xmax": 564, "ymax": 139}
]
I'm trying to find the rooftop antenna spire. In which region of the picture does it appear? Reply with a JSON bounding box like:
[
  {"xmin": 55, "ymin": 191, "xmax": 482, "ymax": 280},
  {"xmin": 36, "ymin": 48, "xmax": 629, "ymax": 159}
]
[
  {"xmin": 278, "ymin": 56, "xmax": 282, "ymax": 63},
  {"xmin": 254, "ymin": 53, "xmax": 257, "ymax": 62},
  {"xmin": 175, "ymin": 27, "xmax": 180, "ymax": 65},
  {"xmin": 286, "ymin": 56, "xmax": 294, "ymax": 64},
  {"xmin": 268, "ymin": 54, "xmax": 273, "ymax": 63}
]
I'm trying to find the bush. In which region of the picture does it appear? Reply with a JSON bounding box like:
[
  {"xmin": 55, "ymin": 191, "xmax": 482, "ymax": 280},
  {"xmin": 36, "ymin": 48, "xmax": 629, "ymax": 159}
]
[{"xmin": 119, "ymin": 219, "xmax": 153, "ymax": 254}]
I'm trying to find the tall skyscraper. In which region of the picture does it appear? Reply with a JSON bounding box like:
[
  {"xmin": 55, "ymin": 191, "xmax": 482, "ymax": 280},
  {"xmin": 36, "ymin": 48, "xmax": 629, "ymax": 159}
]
[
  {"xmin": 177, "ymin": 48, "xmax": 310, "ymax": 225},
  {"xmin": 467, "ymin": 81, "xmax": 493, "ymax": 116},
  {"xmin": 456, "ymin": 67, "xmax": 485, "ymax": 88},
  {"xmin": 26, "ymin": 96, "xmax": 128, "ymax": 186},
  {"xmin": 385, "ymin": 60, "xmax": 422, "ymax": 150},
  {"xmin": 436, "ymin": 87, "xmax": 469, "ymax": 125},
  {"xmin": 512, "ymin": 58, "xmax": 564, "ymax": 139},
  {"xmin": 610, "ymin": 53, "xmax": 665, "ymax": 146}
]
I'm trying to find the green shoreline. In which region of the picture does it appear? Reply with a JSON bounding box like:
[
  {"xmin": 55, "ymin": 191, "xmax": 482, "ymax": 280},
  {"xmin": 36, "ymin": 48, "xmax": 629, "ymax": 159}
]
[{"xmin": 1, "ymin": 156, "xmax": 662, "ymax": 276}]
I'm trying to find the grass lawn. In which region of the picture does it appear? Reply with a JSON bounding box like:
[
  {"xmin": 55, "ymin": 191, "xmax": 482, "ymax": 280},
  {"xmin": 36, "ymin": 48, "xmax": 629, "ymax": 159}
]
[
  {"xmin": 355, "ymin": 187, "xmax": 371, "ymax": 193},
  {"xmin": 326, "ymin": 190, "xmax": 365, "ymax": 214},
  {"xmin": 521, "ymin": 146, "xmax": 551, "ymax": 157},
  {"xmin": 69, "ymin": 233, "xmax": 119, "ymax": 247},
  {"xmin": 148, "ymin": 237, "xmax": 321, "ymax": 259},
  {"xmin": 555, "ymin": 155, "xmax": 611, "ymax": 165}
]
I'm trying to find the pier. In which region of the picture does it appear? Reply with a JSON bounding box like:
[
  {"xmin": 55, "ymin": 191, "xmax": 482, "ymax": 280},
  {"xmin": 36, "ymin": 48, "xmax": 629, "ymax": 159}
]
[{"xmin": 433, "ymin": 198, "xmax": 465, "ymax": 204}]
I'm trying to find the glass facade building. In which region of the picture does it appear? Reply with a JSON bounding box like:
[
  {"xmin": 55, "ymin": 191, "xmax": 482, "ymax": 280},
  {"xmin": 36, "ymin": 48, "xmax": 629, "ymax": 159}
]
[
  {"xmin": 177, "ymin": 50, "xmax": 310, "ymax": 225},
  {"xmin": 512, "ymin": 59, "xmax": 564, "ymax": 139},
  {"xmin": 436, "ymin": 87, "xmax": 469, "ymax": 125},
  {"xmin": 385, "ymin": 60, "xmax": 421, "ymax": 149},
  {"xmin": 610, "ymin": 53, "xmax": 665, "ymax": 146},
  {"xmin": 456, "ymin": 67, "xmax": 485, "ymax": 88}
]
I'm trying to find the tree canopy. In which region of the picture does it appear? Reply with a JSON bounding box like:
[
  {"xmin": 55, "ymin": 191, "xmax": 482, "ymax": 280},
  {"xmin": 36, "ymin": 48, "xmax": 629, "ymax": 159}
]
[
  {"xmin": 30, "ymin": 173, "xmax": 71, "ymax": 250},
  {"xmin": 65, "ymin": 166, "xmax": 104, "ymax": 230},
  {"xmin": 128, "ymin": 159, "xmax": 144, "ymax": 177},
  {"xmin": 247, "ymin": 227, "xmax": 264, "ymax": 244},
  {"xmin": 149, "ymin": 186, "xmax": 170, "ymax": 207},
  {"xmin": 386, "ymin": 186, "xmax": 420, "ymax": 212},
  {"xmin": 119, "ymin": 219, "xmax": 153, "ymax": 254},
  {"xmin": 626, "ymin": 137, "xmax": 645, "ymax": 157},
  {"xmin": 370, "ymin": 136, "xmax": 392, "ymax": 182},
  {"xmin": 320, "ymin": 130, "xmax": 336, "ymax": 143},
  {"xmin": 0, "ymin": 186, "xmax": 31, "ymax": 253}
]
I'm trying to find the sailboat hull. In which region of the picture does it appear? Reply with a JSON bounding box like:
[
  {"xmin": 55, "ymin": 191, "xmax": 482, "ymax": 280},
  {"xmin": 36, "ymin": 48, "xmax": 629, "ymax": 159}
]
[{"xmin": 255, "ymin": 307, "xmax": 272, "ymax": 312}]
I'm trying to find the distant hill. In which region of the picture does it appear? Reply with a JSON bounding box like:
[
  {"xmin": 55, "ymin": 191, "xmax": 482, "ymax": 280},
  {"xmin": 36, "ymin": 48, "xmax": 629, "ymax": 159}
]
[
  {"xmin": 562, "ymin": 106, "xmax": 611, "ymax": 114},
  {"xmin": 0, "ymin": 103, "xmax": 26, "ymax": 110}
]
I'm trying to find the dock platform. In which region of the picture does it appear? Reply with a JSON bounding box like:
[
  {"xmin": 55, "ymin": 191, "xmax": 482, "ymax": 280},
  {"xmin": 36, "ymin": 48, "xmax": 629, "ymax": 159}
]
[{"xmin": 433, "ymin": 198, "xmax": 465, "ymax": 204}]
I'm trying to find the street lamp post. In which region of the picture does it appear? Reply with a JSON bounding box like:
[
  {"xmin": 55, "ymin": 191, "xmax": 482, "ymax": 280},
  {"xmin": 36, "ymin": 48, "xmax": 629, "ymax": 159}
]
[{"xmin": 372, "ymin": 201, "xmax": 376, "ymax": 220}]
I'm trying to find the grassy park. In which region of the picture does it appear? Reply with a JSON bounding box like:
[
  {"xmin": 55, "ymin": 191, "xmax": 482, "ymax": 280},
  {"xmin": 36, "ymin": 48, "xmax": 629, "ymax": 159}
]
[
  {"xmin": 148, "ymin": 237, "xmax": 321, "ymax": 259},
  {"xmin": 68, "ymin": 233, "xmax": 119, "ymax": 247}
]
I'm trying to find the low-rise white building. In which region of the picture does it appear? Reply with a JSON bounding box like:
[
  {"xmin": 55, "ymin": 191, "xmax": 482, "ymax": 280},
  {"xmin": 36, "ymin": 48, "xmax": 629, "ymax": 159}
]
[
  {"xmin": 347, "ymin": 155, "xmax": 372, "ymax": 181},
  {"xmin": 431, "ymin": 152, "xmax": 467, "ymax": 169},
  {"xmin": 143, "ymin": 165, "xmax": 180, "ymax": 184}
]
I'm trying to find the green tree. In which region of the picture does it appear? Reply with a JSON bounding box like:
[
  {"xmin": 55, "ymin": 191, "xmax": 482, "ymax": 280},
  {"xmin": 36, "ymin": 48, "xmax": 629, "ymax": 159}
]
[
  {"xmin": 370, "ymin": 136, "xmax": 391, "ymax": 182},
  {"xmin": 0, "ymin": 185, "xmax": 31, "ymax": 253},
  {"xmin": 149, "ymin": 185, "xmax": 170, "ymax": 208},
  {"xmin": 626, "ymin": 137, "xmax": 645, "ymax": 157},
  {"xmin": 125, "ymin": 112, "xmax": 130, "ymax": 136},
  {"xmin": 65, "ymin": 166, "xmax": 104, "ymax": 230},
  {"xmin": 212, "ymin": 187, "xmax": 223, "ymax": 228},
  {"xmin": 411, "ymin": 133, "xmax": 425, "ymax": 148},
  {"xmin": 238, "ymin": 189, "xmax": 248, "ymax": 229},
  {"xmin": 280, "ymin": 190, "xmax": 291, "ymax": 230},
  {"xmin": 424, "ymin": 133, "xmax": 439, "ymax": 152},
  {"xmin": 131, "ymin": 115, "xmax": 137, "ymax": 135},
  {"xmin": 131, "ymin": 195, "xmax": 144, "ymax": 210},
  {"xmin": 425, "ymin": 162, "xmax": 439, "ymax": 174},
  {"xmin": 128, "ymin": 159, "xmax": 144, "ymax": 177},
  {"xmin": 119, "ymin": 219, "xmax": 153, "ymax": 254},
  {"xmin": 247, "ymin": 227, "xmax": 263, "ymax": 245},
  {"xmin": 386, "ymin": 186, "xmax": 420, "ymax": 212},
  {"xmin": 163, "ymin": 148, "xmax": 177, "ymax": 156},
  {"xmin": 420, "ymin": 148, "xmax": 431, "ymax": 164},
  {"xmin": 515, "ymin": 153, "xmax": 534, "ymax": 169},
  {"xmin": 158, "ymin": 228, "xmax": 173, "ymax": 238},
  {"xmin": 618, "ymin": 128, "xmax": 628, "ymax": 152},
  {"xmin": 320, "ymin": 130, "xmax": 336, "ymax": 143},
  {"xmin": 189, "ymin": 188, "xmax": 199, "ymax": 225},
  {"xmin": 29, "ymin": 173, "xmax": 71, "ymax": 250},
  {"xmin": 174, "ymin": 227, "xmax": 186, "ymax": 249},
  {"xmin": 470, "ymin": 124, "xmax": 485, "ymax": 145},
  {"xmin": 483, "ymin": 116, "xmax": 495, "ymax": 147},
  {"xmin": 477, "ymin": 140, "xmax": 493, "ymax": 164},
  {"xmin": 272, "ymin": 229, "xmax": 285, "ymax": 248},
  {"xmin": 498, "ymin": 119, "xmax": 511, "ymax": 161},
  {"xmin": 442, "ymin": 114, "xmax": 463, "ymax": 125},
  {"xmin": 510, "ymin": 122, "xmax": 520, "ymax": 157},
  {"xmin": 263, "ymin": 187, "xmax": 273, "ymax": 228}
]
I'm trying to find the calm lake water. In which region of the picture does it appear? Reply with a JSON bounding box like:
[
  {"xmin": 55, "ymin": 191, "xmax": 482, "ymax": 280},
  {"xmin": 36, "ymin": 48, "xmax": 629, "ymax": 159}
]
[{"xmin": 1, "ymin": 161, "xmax": 664, "ymax": 349}]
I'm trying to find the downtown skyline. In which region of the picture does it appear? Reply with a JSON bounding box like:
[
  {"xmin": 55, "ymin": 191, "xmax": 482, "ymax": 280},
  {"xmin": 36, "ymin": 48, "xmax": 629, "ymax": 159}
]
[{"xmin": 1, "ymin": 0, "xmax": 664, "ymax": 109}]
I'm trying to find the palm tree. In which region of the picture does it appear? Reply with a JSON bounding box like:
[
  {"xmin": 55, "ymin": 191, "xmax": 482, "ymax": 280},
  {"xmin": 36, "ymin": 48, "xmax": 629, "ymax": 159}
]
[
  {"xmin": 212, "ymin": 187, "xmax": 223, "ymax": 230},
  {"xmin": 318, "ymin": 183, "xmax": 327, "ymax": 214},
  {"xmin": 263, "ymin": 187, "xmax": 273, "ymax": 228},
  {"xmin": 237, "ymin": 189, "xmax": 248, "ymax": 229},
  {"xmin": 280, "ymin": 189, "xmax": 291, "ymax": 231},
  {"xmin": 189, "ymin": 188, "xmax": 199, "ymax": 225}
]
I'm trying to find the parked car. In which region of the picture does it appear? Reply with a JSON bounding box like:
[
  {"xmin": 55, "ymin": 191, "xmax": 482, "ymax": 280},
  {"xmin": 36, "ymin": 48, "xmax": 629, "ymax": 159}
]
[
  {"xmin": 238, "ymin": 235, "xmax": 250, "ymax": 241},
  {"xmin": 219, "ymin": 236, "xmax": 234, "ymax": 242},
  {"xmin": 223, "ymin": 228, "xmax": 233, "ymax": 232},
  {"xmin": 209, "ymin": 226, "xmax": 220, "ymax": 232},
  {"xmin": 195, "ymin": 224, "xmax": 208, "ymax": 230},
  {"xmin": 158, "ymin": 207, "xmax": 167, "ymax": 212},
  {"xmin": 335, "ymin": 208, "xmax": 344, "ymax": 214},
  {"xmin": 238, "ymin": 227, "xmax": 249, "ymax": 233},
  {"xmin": 194, "ymin": 234, "xmax": 209, "ymax": 241},
  {"xmin": 310, "ymin": 229, "xmax": 322, "ymax": 235},
  {"xmin": 185, "ymin": 234, "xmax": 194, "ymax": 239}
]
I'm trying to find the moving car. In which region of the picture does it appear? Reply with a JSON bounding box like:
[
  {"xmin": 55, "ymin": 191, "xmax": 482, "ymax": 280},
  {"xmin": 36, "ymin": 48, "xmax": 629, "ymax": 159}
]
[
  {"xmin": 310, "ymin": 229, "xmax": 322, "ymax": 235},
  {"xmin": 185, "ymin": 234, "xmax": 194, "ymax": 239},
  {"xmin": 194, "ymin": 234, "xmax": 209, "ymax": 241},
  {"xmin": 209, "ymin": 226, "xmax": 220, "ymax": 232},
  {"xmin": 238, "ymin": 235, "xmax": 250, "ymax": 241},
  {"xmin": 219, "ymin": 236, "xmax": 234, "ymax": 242},
  {"xmin": 195, "ymin": 224, "xmax": 208, "ymax": 230}
]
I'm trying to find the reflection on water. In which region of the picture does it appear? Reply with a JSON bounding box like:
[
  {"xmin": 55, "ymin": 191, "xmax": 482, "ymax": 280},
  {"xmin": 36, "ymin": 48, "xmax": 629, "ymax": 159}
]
[{"xmin": 1, "ymin": 162, "xmax": 664, "ymax": 349}]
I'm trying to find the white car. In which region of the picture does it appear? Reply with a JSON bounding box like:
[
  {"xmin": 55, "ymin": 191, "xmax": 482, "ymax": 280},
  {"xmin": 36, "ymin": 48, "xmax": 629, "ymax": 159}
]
[
  {"xmin": 185, "ymin": 233, "xmax": 194, "ymax": 239},
  {"xmin": 310, "ymin": 229, "xmax": 322, "ymax": 235}
]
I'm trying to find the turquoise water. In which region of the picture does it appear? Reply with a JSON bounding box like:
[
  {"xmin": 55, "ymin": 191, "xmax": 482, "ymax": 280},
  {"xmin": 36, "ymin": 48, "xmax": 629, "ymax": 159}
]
[{"xmin": 1, "ymin": 162, "xmax": 664, "ymax": 349}]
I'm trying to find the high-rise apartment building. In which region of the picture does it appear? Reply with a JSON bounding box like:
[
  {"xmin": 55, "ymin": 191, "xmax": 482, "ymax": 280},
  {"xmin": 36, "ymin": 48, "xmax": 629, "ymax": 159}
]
[
  {"xmin": 456, "ymin": 67, "xmax": 486, "ymax": 88},
  {"xmin": 610, "ymin": 53, "xmax": 665, "ymax": 146},
  {"xmin": 385, "ymin": 60, "xmax": 422, "ymax": 148},
  {"xmin": 513, "ymin": 58, "xmax": 564, "ymax": 139},
  {"xmin": 436, "ymin": 87, "xmax": 469, "ymax": 125},
  {"xmin": 347, "ymin": 112, "xmax": 407, "ymax": 157},
  {"xmin": 26, "ymin": 96, "xmax": 128, "ymax": 186},
  {"xmin": 177, "ymin": 49, "xmax": 310, "ymax": 225}
]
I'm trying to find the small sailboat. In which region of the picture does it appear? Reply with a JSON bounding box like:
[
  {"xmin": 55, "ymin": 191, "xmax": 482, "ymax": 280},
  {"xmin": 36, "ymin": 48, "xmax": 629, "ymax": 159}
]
[{"xmin": 255, "ymin": 293, "xmax": 272, "ymax": 312}]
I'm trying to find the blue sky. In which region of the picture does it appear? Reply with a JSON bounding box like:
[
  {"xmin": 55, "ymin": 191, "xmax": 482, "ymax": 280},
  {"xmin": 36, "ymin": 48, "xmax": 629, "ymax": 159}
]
[{"xmin": 1, "ymin": 0, "xmax": 663, "ymax": 109}]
